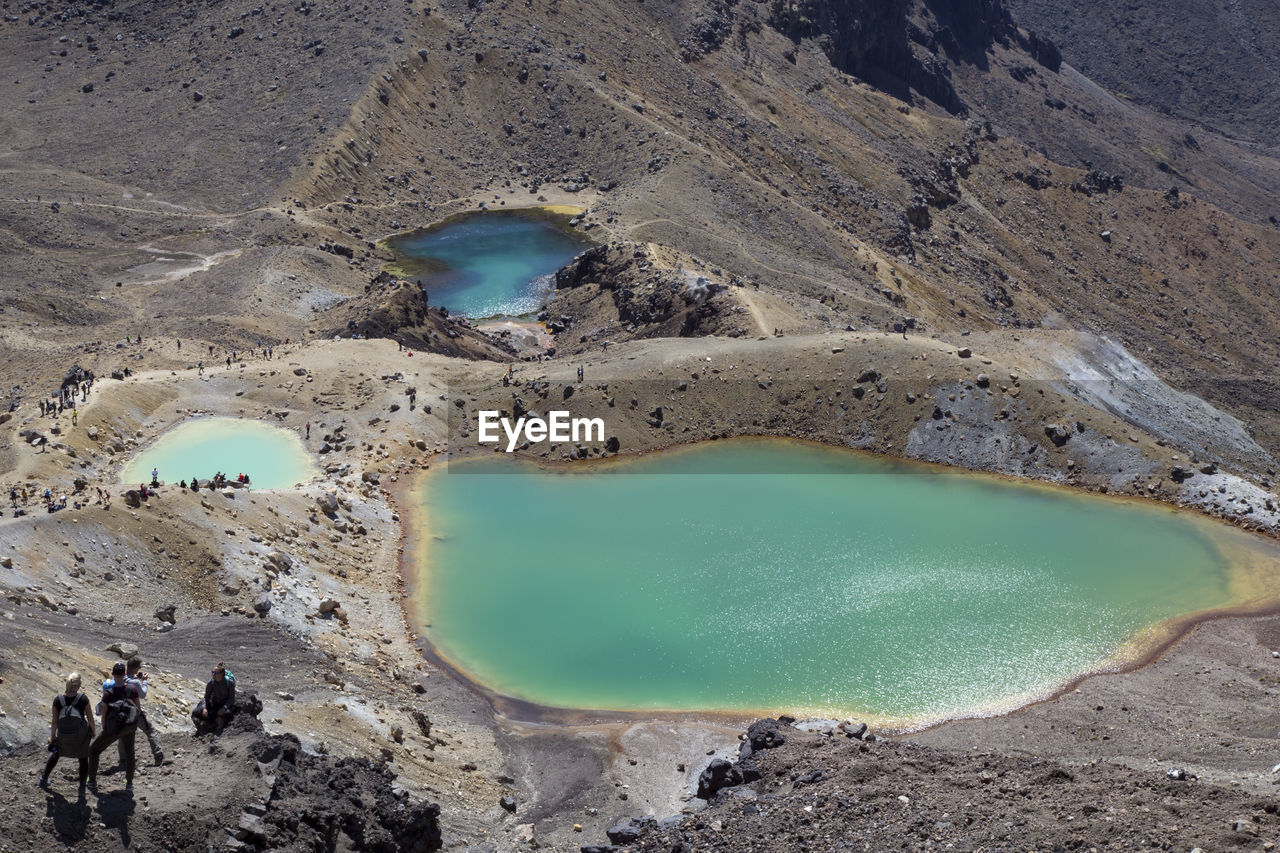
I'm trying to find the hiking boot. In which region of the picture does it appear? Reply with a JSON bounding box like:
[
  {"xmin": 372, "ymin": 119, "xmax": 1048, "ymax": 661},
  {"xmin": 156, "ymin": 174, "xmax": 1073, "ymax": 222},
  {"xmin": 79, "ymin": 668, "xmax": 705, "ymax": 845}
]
[
  {"xmin": 86, "ymin": 778, "xmax": 97, "ymax": 793},
  {"xmin": 37, "ymin": 776, "xmax": 48, "ymax": 790},
  {"xmin": 152, "ymin": 750, "xmax": 165, "ymax": 766},
  {"xmin": 124, "ymin": 781, "xmax": 133, "ymax": 793}
]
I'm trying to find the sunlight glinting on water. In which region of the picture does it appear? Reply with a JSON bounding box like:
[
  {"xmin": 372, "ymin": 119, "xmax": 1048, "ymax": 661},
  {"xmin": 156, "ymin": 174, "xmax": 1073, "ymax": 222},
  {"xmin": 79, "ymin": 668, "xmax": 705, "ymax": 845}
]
[{"xmin": 412, "ymin": 441, "xmax": 1275, "ymax": 724}]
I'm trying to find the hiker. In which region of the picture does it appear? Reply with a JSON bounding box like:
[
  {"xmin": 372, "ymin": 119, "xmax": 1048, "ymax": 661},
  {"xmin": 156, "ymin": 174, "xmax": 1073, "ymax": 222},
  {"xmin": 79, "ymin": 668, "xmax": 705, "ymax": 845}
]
[
  {"xmin": 191, "ymin": 663, "xmax": 236, "ymax": 733},
  {"xmin": 71, "ymin": 408, "xmax": 77, "ymax": 426},
  {"xmin": 104, "ymin": 658, "xmax": 163, "ymax": 765},
  {"xmin": 190, "ymin": 477, "xmax": 199, "ymax": 492},
  {"xmin": 577, "ymin": 365, "xmax": 584, "ymax": 382},
  {"xmin": 39, "ymin": 672, "xmax": 94, "ymax": 792},
  {"xmin": 150, "ymin": 468, "xmax": 159, "ymax": 487},
  {"xmin": 305, "ymin": 422, "xmax": 311, "ymax": 440},
  {"xmin": 88, "ymin": 662, "xmax": 142, "ymax": 792}
]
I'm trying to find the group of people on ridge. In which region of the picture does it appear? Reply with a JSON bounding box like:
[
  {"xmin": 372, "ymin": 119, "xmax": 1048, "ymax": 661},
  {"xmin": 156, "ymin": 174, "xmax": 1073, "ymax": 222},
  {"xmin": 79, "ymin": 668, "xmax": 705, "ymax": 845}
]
[{"xmin": 39, "ymin": 660, "xmax": 238, "ymax": 795}]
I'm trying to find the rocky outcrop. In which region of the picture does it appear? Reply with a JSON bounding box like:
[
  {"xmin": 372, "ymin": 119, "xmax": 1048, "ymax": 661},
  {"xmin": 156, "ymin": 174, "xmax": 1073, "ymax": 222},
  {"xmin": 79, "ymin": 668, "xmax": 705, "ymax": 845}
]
[
  {"xmin": 552, "ymin": 243, "xmax": 733, "ymax": 340},
  {"xmin": 694, "ymin": 717, "xmax": 798, "ymax": 801},
  {"xmin": 262, "ymin": 733, "xmax": 441, "ymax": 852},
  {"xmin": 766, "ymin": 0, "xmax": 1060, "ymax": 113},
  {"xmin": 324, "ymin": 272, "xmax": 515, "ymax": 360}
]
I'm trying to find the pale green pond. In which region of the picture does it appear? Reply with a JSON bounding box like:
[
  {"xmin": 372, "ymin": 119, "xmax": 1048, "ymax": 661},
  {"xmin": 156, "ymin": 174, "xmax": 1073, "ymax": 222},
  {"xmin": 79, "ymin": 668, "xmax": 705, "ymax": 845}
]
[
  {"xmin": 119, "ymin": 418, "xmax": 317, "ymax": 489},
  {"xmin": 410, "ymin": 440, "xmax": 1280, "ymax": 726}
]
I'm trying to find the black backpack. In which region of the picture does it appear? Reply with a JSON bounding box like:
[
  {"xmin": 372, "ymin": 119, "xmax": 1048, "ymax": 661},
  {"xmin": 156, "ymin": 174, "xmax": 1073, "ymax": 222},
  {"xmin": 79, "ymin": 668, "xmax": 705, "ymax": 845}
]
[
  {"xmin": 104, "ymin": 682, "xmax": 138, "ymax": 727},
  {"xmin": 56, "ymin": 693, "xmax": 92, "ymax": 752},
  {"xmin": 56, "ymin": 693, "xmax": 88, "ymax": 735}
]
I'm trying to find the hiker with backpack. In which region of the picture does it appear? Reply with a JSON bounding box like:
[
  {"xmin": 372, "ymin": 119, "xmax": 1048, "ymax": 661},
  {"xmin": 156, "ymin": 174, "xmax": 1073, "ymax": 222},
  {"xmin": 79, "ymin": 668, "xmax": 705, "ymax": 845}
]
[
  {"xmin": 39, "ymin": 673, "xmax": 95, "ymax": 792},
  {"xmin": 102, "ymin": 658, "xmax": 164, "ymax": 765},
  {"xmin": 191, "ymin": 662, "xmax": 236, "ymax": 733},
  {"xmin": 87, "ymin": 661, "xmax": 142, "ymax": 792}
]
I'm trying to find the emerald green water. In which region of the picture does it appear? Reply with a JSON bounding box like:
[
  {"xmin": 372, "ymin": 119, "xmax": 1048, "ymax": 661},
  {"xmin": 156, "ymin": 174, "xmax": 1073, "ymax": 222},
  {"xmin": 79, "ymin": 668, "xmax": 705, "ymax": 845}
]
[
  {"xmin": 386, "ymin": 211, "xmax": 592, "ymax": 318},
  {"xmin": 120, "ymin": 418, "xmax": 318, "ymax": 489},
  {"xmin": 412, "ymin": 440, "xmax": 1276, "ymax": 724}
]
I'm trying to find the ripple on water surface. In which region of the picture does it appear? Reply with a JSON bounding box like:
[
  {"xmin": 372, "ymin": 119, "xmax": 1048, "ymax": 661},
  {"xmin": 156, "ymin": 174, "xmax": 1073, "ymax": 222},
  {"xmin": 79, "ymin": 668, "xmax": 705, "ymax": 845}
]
[
  {"xmin": 120, "ymin": 418, "xmax": 317, "ymax": 489},
  {"xmin": 409, "ymin": 440, "xmax": 1280, "ymax": 726}
]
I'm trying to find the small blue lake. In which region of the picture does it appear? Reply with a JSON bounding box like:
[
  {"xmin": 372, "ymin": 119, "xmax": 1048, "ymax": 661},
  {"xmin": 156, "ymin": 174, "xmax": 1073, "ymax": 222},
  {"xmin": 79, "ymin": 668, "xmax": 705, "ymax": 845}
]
[{"xmin": 385, "ymin": 210, "xmax": 592, "ymax": 318}]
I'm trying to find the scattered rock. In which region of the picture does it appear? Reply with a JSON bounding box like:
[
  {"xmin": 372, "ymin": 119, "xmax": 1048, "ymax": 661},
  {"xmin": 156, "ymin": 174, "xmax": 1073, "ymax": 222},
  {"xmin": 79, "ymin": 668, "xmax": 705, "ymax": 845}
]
[
  {"xmin": 838, "ymin": 721, "xmax": 867, "ymax": 739},
  {"xmin": 106, "ymin": 641, "xmax": 139, "ymax": 659},
  {"xmin": 1233, "ymin": 818, "xmax": 1259, "ymax": 836},
  {"xmin": 1044, "ymin": 424, "xmax": 1071, "ymax": 447},
  {"xmin": 607, "ymin": 817, "xmax": 655, "ymax": 844}
]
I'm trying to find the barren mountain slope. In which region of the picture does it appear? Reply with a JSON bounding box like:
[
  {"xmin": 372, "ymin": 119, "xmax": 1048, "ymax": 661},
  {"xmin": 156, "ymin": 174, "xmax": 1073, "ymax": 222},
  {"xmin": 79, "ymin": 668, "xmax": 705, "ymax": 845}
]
[
  {"xmin": 1005, "ymin": 0, "xmax": 1280, "ymax": 146},
  {"xmin": 4, "ymin": 0, "xmax": 1280, "ymax": 459},
  {"xmin": 4, "ymin": 1, "xmax": 1280, "ymax": 850}
]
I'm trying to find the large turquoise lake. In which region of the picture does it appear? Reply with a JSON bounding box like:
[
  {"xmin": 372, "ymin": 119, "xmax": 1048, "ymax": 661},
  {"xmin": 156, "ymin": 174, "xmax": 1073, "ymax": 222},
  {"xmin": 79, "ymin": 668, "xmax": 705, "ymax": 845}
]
[
  {"xmin": 410, "ymin": 440, "xmax": 1280, "ymax": 726},
  {"xmin": 120, "ymin": 418, "xmax": 317, "ymax": 489},
  {"xmin": 385, "ymin": 210, "xmax": 591, "ymax": 318}
]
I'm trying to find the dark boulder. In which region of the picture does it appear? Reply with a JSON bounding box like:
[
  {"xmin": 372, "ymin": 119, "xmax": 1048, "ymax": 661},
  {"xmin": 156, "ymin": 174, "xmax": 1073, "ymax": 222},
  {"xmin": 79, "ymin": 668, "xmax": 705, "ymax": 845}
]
[
  {"xmin": 747, "ymin": 718, "xmax": 789, "ymax": 751},
  {"xmin": 696, "ymin": 758, "xmax": 743, "ymax": 799},
  {"xmin": 606, "ymin": 816, "xmax": 655, "ymax": 844}
]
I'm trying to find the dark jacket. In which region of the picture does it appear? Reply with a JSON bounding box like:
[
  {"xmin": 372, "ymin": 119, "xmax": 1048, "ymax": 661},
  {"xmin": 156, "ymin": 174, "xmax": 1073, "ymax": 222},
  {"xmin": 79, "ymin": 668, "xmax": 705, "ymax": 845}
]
[{"xmin": 204, "ymin": 675, "xmax": 235, "ymax": 712}]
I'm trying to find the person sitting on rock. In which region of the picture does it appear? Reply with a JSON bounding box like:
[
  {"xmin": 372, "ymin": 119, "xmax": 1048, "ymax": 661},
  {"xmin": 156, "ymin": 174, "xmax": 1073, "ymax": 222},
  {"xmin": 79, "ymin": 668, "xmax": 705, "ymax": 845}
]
[
  {"xmin": 40, "ymin": 672, "xmax": 94, "ymax": 793},
  {"xmin": 88, "ymin": 662, "xmax": 142, "ymax": 793},
  {"xmin": 191, "ymin": 663, "xmax": 236, "ymax": 733}
]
